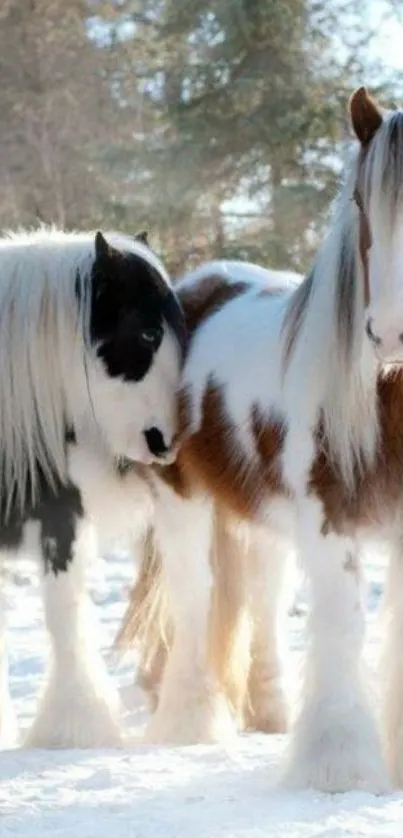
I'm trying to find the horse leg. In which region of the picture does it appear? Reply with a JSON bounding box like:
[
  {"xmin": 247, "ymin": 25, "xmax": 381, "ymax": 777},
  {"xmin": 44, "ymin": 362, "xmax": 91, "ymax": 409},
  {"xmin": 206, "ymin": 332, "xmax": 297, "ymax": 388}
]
[
  {"xmin": 207, "ymin": 510, "xmax": 252, "ymax": 729},
  {"xmin": 144, "ymin": 483, "xmax": 235, "ymax": 744},
  {"xmin": 0, "ymin": 573, "xmax": 18, "ymax": 747},
  {"xmin": 283, "ymin": 496, "xmax": 388, "ymax": 793},
  {"xmin": 243, "ymin": 526, "xmax": 289, "ymax": 733},
  {"xmin": 25, "ymin": 495, "xmax": 123, "ymax": 748},
  {"xmin": 380, "ymin": 531, "xmax": 403, "ymax": 786}
]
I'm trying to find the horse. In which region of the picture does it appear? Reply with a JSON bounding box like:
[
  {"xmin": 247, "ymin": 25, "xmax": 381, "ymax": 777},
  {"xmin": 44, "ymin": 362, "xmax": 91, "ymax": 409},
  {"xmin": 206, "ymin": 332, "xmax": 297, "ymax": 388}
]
[
  {"xmin": 114, "ymin": 86, "xmax": 403, "ymax": 794},
  {"xmin": 0, "ymin": 226, "xmax": 186, "ymax": 749}
]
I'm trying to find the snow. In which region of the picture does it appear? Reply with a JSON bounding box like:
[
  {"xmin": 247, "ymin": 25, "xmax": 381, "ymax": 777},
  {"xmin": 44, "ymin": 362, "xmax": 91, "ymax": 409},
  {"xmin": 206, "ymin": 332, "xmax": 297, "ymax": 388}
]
[{"xmin": 1, "ymin": 548, "xmax": 403, "ymax": 837}]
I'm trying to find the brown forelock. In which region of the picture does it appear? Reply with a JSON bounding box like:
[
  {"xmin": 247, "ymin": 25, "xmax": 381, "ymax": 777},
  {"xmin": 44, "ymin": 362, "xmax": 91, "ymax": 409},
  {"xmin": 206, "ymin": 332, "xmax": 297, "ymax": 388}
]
[{"xmin": 309, "ymin": 368, "xmax": 403, "ymax": 534}]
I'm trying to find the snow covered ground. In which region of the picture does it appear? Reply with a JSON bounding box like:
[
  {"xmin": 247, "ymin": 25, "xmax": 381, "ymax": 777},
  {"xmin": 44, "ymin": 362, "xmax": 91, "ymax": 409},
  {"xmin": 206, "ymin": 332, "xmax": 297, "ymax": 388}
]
[{"xmin": 1, "ymin": 546, "xmax": 403, "ymax": 837}]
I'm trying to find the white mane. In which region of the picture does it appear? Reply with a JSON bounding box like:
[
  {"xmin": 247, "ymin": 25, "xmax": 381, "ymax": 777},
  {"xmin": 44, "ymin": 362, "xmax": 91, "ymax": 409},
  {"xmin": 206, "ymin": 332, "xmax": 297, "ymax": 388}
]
[
  {"xmin": 0, "ymin": 226, "xmax": 154, "ymax": 515},
  {"xmin": 283, "ymin": 146, "xmax": 379, "ymax": 491}
]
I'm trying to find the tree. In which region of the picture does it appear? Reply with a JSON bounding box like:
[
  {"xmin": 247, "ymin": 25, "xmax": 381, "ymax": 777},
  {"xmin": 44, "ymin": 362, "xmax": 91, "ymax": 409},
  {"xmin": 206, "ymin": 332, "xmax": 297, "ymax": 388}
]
[
  {"xmin": 94, "ymin": 0, "xmax": 400, "ymax": 275},
  {"xmin": 0, "ymin": 0, "xmax": 401, "ymax": 275},
  {"xmin": 0, "ymin": 0, "xmax": 118, "ymax": 228}
]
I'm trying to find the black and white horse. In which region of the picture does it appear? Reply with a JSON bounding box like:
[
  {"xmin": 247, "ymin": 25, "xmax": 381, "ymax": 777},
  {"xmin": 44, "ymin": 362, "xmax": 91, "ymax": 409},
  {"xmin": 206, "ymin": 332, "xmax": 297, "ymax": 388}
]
[{"xmin": 0, "ymin": 226, "xmax": 186, "ymax": 749}]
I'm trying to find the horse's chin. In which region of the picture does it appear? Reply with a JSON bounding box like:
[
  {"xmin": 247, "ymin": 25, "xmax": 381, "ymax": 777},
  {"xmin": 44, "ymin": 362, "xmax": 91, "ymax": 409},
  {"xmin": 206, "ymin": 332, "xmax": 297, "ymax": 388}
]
[{"xmin": 119, "ymin": 445, "xmax": 178, "ymax": 469}]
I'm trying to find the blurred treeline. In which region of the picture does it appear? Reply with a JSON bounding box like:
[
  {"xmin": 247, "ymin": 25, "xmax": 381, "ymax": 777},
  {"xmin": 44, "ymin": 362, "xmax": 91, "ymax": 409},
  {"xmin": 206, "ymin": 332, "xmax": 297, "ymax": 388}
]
[{"xmin": 0, "ymin": 0, "xmax": 401, "ymax": 275}]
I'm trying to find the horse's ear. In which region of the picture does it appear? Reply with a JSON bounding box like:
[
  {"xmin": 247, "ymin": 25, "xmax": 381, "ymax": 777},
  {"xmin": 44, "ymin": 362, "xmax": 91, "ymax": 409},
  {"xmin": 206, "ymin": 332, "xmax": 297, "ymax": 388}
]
[
  {"xmin": 94, "ymin": 231, "xmax": 111, "ymax": 261},
  {"xmin": 136, "ymin": 230, "xmax": 149, "ymax": 246},
  {"xmin": 349, "ymin": 87, "xmax": 383, "ymax": 146}
]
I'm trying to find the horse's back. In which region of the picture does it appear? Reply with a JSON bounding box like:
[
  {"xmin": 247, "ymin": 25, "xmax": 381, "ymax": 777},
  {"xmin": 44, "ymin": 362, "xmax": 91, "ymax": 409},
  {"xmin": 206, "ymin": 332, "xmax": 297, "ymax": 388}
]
[
  {"xmin": 176, "ymin": 259, "xmax": 302, "ymax": 340},
  {"xmin": 177, "ymin": 259, "xmax": 302, "ymax": 293}
]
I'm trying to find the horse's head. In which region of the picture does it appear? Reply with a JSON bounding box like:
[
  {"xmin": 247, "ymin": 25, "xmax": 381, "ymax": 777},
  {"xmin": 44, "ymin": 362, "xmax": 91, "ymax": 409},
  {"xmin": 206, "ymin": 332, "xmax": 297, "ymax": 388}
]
[
  {"xmin": 349, "ymin": 86, "xmax": 403, "ymax": 363},
  {"xmin": 87, "ymin": 230, "xmax": 187, "ymax": 465}
]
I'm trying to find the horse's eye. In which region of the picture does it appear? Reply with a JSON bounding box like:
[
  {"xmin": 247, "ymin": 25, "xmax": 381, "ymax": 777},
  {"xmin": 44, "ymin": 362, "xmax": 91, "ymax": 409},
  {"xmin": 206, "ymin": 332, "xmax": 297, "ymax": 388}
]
[{"xmin": 139, "ymin": 327, "xmax": 161, "ymax": 347}]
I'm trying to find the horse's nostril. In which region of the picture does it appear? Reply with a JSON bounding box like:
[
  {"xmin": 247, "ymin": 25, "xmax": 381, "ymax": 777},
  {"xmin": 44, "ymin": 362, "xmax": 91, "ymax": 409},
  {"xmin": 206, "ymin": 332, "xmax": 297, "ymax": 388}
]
[{"xmin": 144, "ymin": 426, "xmax": 168, "ymax": 458}]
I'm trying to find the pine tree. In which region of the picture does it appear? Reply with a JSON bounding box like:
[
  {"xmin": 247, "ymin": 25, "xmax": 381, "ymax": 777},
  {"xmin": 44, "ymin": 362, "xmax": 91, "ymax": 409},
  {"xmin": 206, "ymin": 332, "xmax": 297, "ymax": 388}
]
[{"xmin": 95, "ymin": 0, "xmax": 398, "ymax": 274}]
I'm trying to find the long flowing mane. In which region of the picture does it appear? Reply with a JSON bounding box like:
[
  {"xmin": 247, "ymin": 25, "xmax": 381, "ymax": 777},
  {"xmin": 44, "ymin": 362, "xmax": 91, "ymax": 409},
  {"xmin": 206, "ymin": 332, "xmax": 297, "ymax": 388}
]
[
  {"xmin": 282, "ymin": 145, "xmax": 379, "ymax": 491},
  {"xmin": 0, "ymin": 227, "xmax": 164, "ymax": 517},
  {"xmin": 0, "ymin": 229, "xmax": 95, "ymax": 515}
]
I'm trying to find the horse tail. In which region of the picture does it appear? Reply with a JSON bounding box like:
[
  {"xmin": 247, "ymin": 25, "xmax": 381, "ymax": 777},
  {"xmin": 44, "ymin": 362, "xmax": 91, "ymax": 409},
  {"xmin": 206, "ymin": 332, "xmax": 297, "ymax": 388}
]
[
  {"xmin": 114, "ymin": 526, "xmax": 171, "ymax": 712},
  {"xmin": 114, "ymin": 506, "xmax": 253, "ymax": 724}
]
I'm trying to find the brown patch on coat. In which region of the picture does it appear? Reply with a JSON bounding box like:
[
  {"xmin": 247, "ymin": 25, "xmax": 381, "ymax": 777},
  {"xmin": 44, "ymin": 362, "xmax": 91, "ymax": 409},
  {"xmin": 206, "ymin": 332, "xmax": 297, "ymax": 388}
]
[
  {"xmin": 178, "ymin": 272, "xmax": 286, "ymax": 339},
  {"xmin": 251, "ymin": 405, "xmax": 289, "ymax": 495},
  {"xmin": 174, "ymin": 381, "xmax": 288, "ymax": 518},
  {"xmin": 154, "ymin": 275, "xmax": 250, "ymax": 497},
  {"xmin": 178, "ymin": 275, "xmax": 249, "ymax": 339},
  {"xmin": 153, "ymin": 461, "xmax": 192, "ymax": 497},
  {"xmin": 159, "ymin": 367, "xmax": 403, "ymax": 540},
  {"xmin": 158, "ymin": 267, "xmax": 403, "ymax": 536},
  {"xmin": 156, "ymin": 270, "xmax": 290, "ymax": 502},
  {"xmin": 310, "ymin": 368, "xmax": 403, "ymax": 535}
]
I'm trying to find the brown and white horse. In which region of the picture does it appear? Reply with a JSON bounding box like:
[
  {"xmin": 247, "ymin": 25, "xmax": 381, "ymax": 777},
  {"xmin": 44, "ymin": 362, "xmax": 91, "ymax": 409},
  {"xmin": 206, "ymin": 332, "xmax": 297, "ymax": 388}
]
[{"xmin": 117, "ymin": 87, "xmax": 403, "ymax": 794}]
